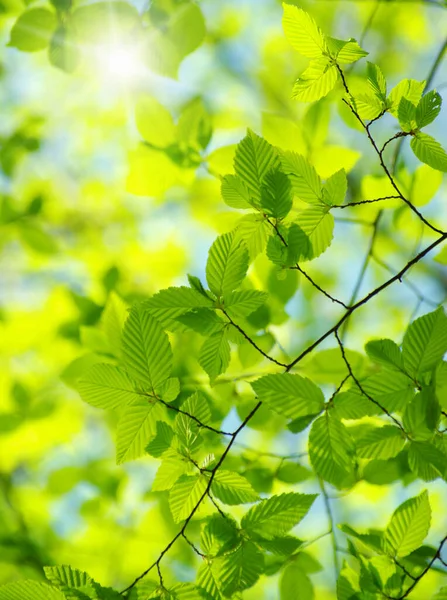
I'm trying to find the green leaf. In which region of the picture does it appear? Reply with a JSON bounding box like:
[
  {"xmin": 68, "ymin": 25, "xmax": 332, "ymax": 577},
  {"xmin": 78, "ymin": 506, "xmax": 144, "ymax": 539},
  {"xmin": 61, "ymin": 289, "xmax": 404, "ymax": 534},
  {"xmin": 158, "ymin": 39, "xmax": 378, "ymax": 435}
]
[
  {"xmin": 101, "ymin": 292, "xmax": 128, "ymax": 358},
  {"xmin": 296, "ymin": 204, "xmax": 334, "ymax": 259},
  {"xmin": 384, "ymin": 490, "xmax": 431, "ymax": 558},
  {"xmin": 397, "ymin": 97, "xmax": 417, "ymax": 132},
  {"xmin": 365, "ymin": 339, "xmax": 404, "ymax": 371},
  {"xmin": 0, "ymin": 581, "xmax": 65, "ymax": 600},
  {"xmin": 197, "ymin": 561, "xmax": 223, "ymax": 600},
  {"xmin": 122, "ymin": 305, "xmax": 173, "ymax": 389},
  {"xmin": 233, "ymin": 129, "xmax": 280, "ymax": 203},
  {"xmin": 410, "ymin": 164, "xmax": 443, "ymax": 207},
  {"xmin": 221, "ymin": 174, "xmax": 253, "ymax": 209},
  {"xmin": 292, "ymin": 58, "xmax": 339, "ymax": 103},
  {"xmin": 145, "ymin": 421, "xmax": 174, "ymax": 458},
  {"xmin": 410, "ymin": 132, "xmax": 447, "ymax": 172},
  {"xmin": 251, "ymin": 373, "xmax": 324, "ymax": 421},
  {"xmin": 175, "ymin": 390, "xmax": 211, "ymax": 448},
  {"xmin": 157, "ymin": 377, "xmax": 180, "ymax": 402},
  {"xmin": 388, "ymin": 79, "xmax": 426, "ymax": 115},
  {"xmin": 408, "ymin": 441, "xmax": 446, "ymax": 481},
  {"xmin": 308, "ymin": 413, "xmax": 355, "ymax": 487},
  {"xmin": 199, "ymin": 329, "xmax": 231, "ymax": 383},
  {"xmin": 48, "ymin": 25, "xmax": 79, "ymax": 73},
  {"xmin": 323, "ymin": 169, "xmax": 347, "ymax": 205},
  {"xmin": 260, "ymin": 169, "xmax": 293, "ymax": 219},
  {"xmin": 282, "ymin": 5, "xmax": 327, "ymax": 58},
  {"xmin": 176, "ymin": 309, "xmax": 225, "ymax": 335},
  {"xmin": 367, "ymin": 62, "xmax": 387, "ymax": 101},
  {"xmin": 152, "ymin": 451, "xmax": 190, "ymax": 491},
  {"xmin": 206, "ymin": 232, "xmax": 249, "ymax": 297},
  {"xmin": 220, "ymin": 542, "xmax": 264, "ymax": 596},
  {"xmin": 211, "ymin": 471, "xmax": 259, "ymax": 505},
  {"xmin": 433, "ymin": 587, "xmax": 447, "ymax": 600},
  {"xmin": 328, "ymin": 37, "xmax": 368, "ymax": 64},
  {"xmin": 8, "ymin": 8, "xmax": 56, "ymax": 52},
  {"xmin": 169, "ymin": 474, "xmax": 208, "ymax": 523},
  {"xmin": 280, "ymin": 564, "xmax": 314, "ymax": 600},
  {"xmin": 223, "ymin": 290, "xmax": 268, "ymax": 318},
  {"xmin": 355, "ymin": 425, "xmax": 405, "ymax": 459},
  {"xmin": 77, "ymin": 364, "xmax": 140, "ymax": 410},
  {"xmin": 44, "ymin": 566, "xmax": 94, "ymax": 598},
  {"xmin": 135, "ymin": 96, "xmax": 176, "ymax": 148},
  {"xmin": 235, "ymin": 213, "xmax": 270, "ymax": 260},
  {"xmin": 116, "ymin": 398, "xmax": 164, "ymax": 464},
  {"xmin": 280, "ymin": 152, "xmax": 322, "ymax": 203},
  {"xmin": 416, "ymin": 90, "xmax": 442, "ymax": 128},
  {"xmin": 143, "ymin": 287, "xmax": 214, "ymax": 329},
  {"xmin": 241, "ymin": 492, "xmax": 317, "ymax": 539},
  {"xmin": 402, "ymin": 307, "xmax": 447, "ymax": 376},
  {"xmin": 403, "ymin": 388, "xmax": 440, "ymax": 441}
]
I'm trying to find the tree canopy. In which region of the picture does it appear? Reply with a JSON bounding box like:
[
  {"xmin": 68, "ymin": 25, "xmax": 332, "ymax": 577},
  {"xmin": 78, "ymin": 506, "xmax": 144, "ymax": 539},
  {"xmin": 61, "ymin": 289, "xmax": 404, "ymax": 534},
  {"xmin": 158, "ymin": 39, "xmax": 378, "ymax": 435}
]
[{"xmin": 1, "ymin": 1, "xmax": 447, "ymax": 599}]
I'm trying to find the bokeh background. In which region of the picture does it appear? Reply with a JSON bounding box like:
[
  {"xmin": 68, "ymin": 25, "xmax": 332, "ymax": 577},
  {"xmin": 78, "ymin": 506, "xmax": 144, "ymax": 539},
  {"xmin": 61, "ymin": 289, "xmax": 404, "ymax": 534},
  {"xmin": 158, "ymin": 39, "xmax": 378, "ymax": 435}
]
[{"xmin": 0, "ymin": 0, "xmax": 446, "ymax": 597}]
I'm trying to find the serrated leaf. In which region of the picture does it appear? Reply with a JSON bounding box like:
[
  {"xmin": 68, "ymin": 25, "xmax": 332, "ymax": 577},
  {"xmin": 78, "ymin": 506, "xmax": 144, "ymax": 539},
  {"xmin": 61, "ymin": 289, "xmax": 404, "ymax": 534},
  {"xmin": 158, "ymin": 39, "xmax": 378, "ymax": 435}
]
[
  {"xmin": 308, "ymin": 413, "xmax": 355, "ymax": 487},
  {"xmin": 388, "ymin": 79, "xmax": 426, "ymax": 115},
  {"xmin": 206, "ymin": 232, "xmax": 249, "ymax": 297},
  {"xmin": 292, "ymin": 58, "xmax": 338, "ymax": 103},
  {"xmin": 403, "ymin": 388, "xmax": 439, "ymax": 440},
  {"xmin": 176, "ymin": 309, "xmax": 225, "ymax": 335},
  {"xmin": 77, "ymin": 364, "xmax": 140, "ymax": 410},
  {"xmin": 397, "ymin": 97, "xmax": 417, "ymax": 132},
  {"xmin": 282, "ymin": 5, "xmax": 327, "ymax": 58},
  {"xmin": 197, "ymin": 562, "xmax": 222, "ymax": 600},
  {"xmin": 223, "ymin": 290, "xmax": 268, "ymax": 318},
  {"xmin": 296, "ymin": 204, "xmax": 334, "ymax": 259},
  {"xmin": 175, "ymin": 390, "xmax": 211, "ymax": 449},
  {"xmin": 410, "ymin": 132, "xmax": 447, "ymax": 172},
  {"xmin": 44, "ymin": 565, "xmax": 92, "ymax": 588},
  {"xmin": 122, "ymin": 306, "xmax": 172, "ymax": 389},
  {"xmin": 365, "ymin": 339, "xmax": 404, "ymax": 371},
  {"xmin": 233, "ymin": 129, "xmax": 280, "ymax": 203},
  {"xmin": 100, "ymin": 292, "xmax": 128, "ymax": 358},
  {"xmin": 220, "ymin": 542, "xmax": 264, "ymax": 596},
  {"xmin": 402, "ymin": 307, "xmax": 447, "ymax": 376},
  {"xmin": 408, "ymin": 441, "xmax": 446, "ymax": 481},
  {"xmin": 143, "ymin": 287, "xmax": 214, "ymax": 329},
  {"xmin": 211, "ymin": 470, "xmax": 259, "ymax": 505},
  {"xmin": 116, "ymin": 398, "xmax": 164, "ymax": 464},
  {"xmin": 221, "ymin": 174, "xmax": 253, "ymax": 209},
  {"xmin": 367, "ymin": 62, "xmax": 387, "ymax": 100},
  {"xmin": 146, "ymin": 421, "xmax": 174, "ymax": 458},
  {"xmin": 169, "ymin": 474, "xmax": 208, "ymax": 523},
  {"xmin": 384, "ymin": 490, "xmax": 431, "ymax": 558},
  {"xmin": 152, "ymin": 451, "xmax": 190, "ymax": 491},
  {"xmin": 328, "ymin": 37, "xmax": 368, "ymax": 64},
  {"xmin": 416, "ymin": 90, "xmax": 442, "ymax": 128},
  {"xmin": 280, "ymin": 151, "xmax": 322, "ymax": 203},
  {"xmin": 234, "ymin": 213, "xmax": 270, "ymax": 260},
  {"xmin": 356, "ymin": 425, "xmax": 405, "ymax": 459},
  {"xmin": 280, "ymin": 564, "xmax": 314, "ymax": 600},
  {"xmin": 260, "ymin": 169, "xmax": 293, "ymax": 219},
  {"xmin": 251, "ymin": 373, "xmax": 324, "ymax": 421},
  {"xmin": 8, "ymin": 8, "xmax": 56, "ymax": 52},
  {"xmin": 0, "ymin": 581, "xmax": 65, "ymax": 600},
  {"xmin": 241, "ymin": 492, "xmax": 316, "ymax": 539},
  {"xmin": 199, "ymin": 329, "xmax": 231, "ymax": 383},
  {"xmin": 323, "ymin": 169, "xmax": 347, "ymax": 205}
]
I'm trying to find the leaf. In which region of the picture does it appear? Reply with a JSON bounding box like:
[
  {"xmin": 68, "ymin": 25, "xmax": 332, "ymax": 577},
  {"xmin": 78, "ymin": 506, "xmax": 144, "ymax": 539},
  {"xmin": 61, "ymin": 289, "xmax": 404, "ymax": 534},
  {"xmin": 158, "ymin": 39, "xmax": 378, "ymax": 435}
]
[
  {"xmin": 241, "ymin": 492, "xmax": 317, "ymax": 539},
  {"xmin": 235, "ymin": 213, "xmax": 270, "ymax": 260},
  {"xmin": 77, "ymin": 364, "xmax": 140, "ymax": 410},
  {"xmin": 416, "ymin": 90, "xmax": 442, "ymax": 128},
  {"xmin": 176, "ymin": 309, "xmax": 225, "ymax": 335},
  {"xmin": 355, "ymin": 425, "xmax": 405, "ymax": 460},
  {"xmin": 197, "ymin": 562, "xmax": 222, "ymax": 600},
  {"xmin": 367, "ymin": 62, "xmax": 387, "ymax": 100},
  {"xmin": 145, "ymin": 421, "xmax": 174, "ymax": 458},
  {"xmin": 220, "ymin": 542, "xmax": 264, "ymax": 596},
  {"xmin": 233, "ymin": 129, "xmax": 280, "ymax": 202},
  {"xmin": 135, "ymin": 96, "xmax": 176, "ymax": 148},
  {"xmin": 175, "ymin": 390, "xmax": 211, "ymax": 448},
  {"xmin": 223, "ymin": 290, "xmax": 268, "ymax": 318},
  {"xmin": 251, "ymin": 373, "xmax": 324, "ymax": 421},
  {"xmin": 308, "ymin": 413, "xmax": 355, "ymax": 487},
  {"xmin": 384, "ymin": 490, "xmax": 431, "ymax": 558},
  {"xmin": 292, "ymin": 58, "xmax": 339, "ymax": 103},
  {"xmin": 211, "ymin": 470, "xmax": 259, "ymax": 505},
  {"xmin": 388, "ymin": 79, "xmax": 426, "ymax": 115},
  {"xmin": 221, "ymin": 174, "xmax": 253, "ymax": 209},
  {"xmin": 280, "ymin": 564, "xmax": 314, "ymax": 600},
  {"xmin": 397, "ymin": 97, "xmax": 417, "ymax": 132},
  {"xmin": 408, "ymin": 441, "xmax": 446, "ymax": 481},
  {"xmin": 206, "ymin": 232, "xmax": 249, "ymax": 297},
  {"xmin": 410, "ymin": 164, "xmax": 443, "ymax": 207},
  {"xmin": 280, "ymin": 151, "xmax": 322, "ymax": 203},
  {"xmin": 0, "ymin": 581, "xmax": 65, "ymax": 600},
  {"xmin": 410, "ymin": 132, "xmax": 447, "ymax": 172},
  {"xmin": 116, "ymin": 398, "xmax": 164, "ymax": 464},
  {"xmin": 402, "ymin": 307, "xmax": 447, "ymax": 376},
  {"xmin": 8, "ymin": 8, "xmax": 56, "ymax": 52},
  {"xmin": 260, "ymin": 169, "xmax": 293, "ymax": 219},
  {"xmin": 101, "ymin": 292, "xmax": 128, "ymax": 358},
  {"xmin": 49, "ymin": 25, "xmax": 79, "ymax": 73},
  {"xmin": 323, "ymin": 169, "xmax": 347, "ymax": 205},
  {"xmin": 122, "ymin": 305, "xmax": 173, "ymax": 389},
  {"xmin": 152, "ymin": 451, "xmax": 190, "ymax": 491},
  {"xmin": 328, "ymin": 37, "xmax": 368, "ymax": 64},
  {"xmin": 199, "ymin": 329, "xmax": 231, "ymax": 383},
  {"xmin": 143, "ymin": 287, "xmax": 214, "ymax": 329},
  {"xmin": 403, "ymin": 388, "xmax": 439, "ymax": 441},
  {"xmin": 169, "ymin": 474, "xmax": 208, "ymax": 523},
  {"xmin": 282, "ymin": 5, "xmax": 327, "ymax": 58},
  {"xmin": 296, "ymin": 204, "xmax": 334, "ymax": 259},
  {"xmin": 365, "ymin": 339, "xmax": 404, "ymax": 371}
]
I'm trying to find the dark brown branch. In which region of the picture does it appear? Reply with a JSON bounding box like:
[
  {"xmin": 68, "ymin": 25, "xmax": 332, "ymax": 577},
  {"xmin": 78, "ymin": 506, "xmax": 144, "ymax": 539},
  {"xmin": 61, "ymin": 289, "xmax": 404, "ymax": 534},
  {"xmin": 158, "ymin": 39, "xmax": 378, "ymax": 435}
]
[{"xmin": 331, "ymin": 196, "xmax": 400, "ymax": 209}]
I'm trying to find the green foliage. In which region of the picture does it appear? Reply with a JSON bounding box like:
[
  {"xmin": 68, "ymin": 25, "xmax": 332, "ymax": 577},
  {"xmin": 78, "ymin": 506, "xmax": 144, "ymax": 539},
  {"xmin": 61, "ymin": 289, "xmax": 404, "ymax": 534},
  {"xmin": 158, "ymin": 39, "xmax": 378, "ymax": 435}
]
[{"xmin": 2, "ymin": 2, "xmax": 447, "ymax": 600}]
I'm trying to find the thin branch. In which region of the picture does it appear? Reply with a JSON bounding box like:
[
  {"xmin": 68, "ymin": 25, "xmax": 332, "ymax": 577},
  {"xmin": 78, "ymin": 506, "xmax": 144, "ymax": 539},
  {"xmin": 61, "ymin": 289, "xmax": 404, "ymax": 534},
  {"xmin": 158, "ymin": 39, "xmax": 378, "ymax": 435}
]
[
  {"xmin": 182, "ymin": 532, "xmax": 206, "ymax": 558},
  {"xmin": 331, "ymin": 196, "xmax": 400, "ymax": 209},
  {"xmin": 221, "ymin": 309, "xmax": 288, "ymax": 368},
  {"xmin": 335, "ymin": 330, "xmax": 406, "ymax": 433}
]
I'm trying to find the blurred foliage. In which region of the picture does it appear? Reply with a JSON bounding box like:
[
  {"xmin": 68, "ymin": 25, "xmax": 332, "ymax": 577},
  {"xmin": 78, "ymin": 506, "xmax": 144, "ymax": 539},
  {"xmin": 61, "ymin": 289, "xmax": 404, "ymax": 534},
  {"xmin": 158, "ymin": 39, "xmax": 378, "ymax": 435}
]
[{"xmin": 0, "ymin": 0, "xmax": 447, "ymax": 599}]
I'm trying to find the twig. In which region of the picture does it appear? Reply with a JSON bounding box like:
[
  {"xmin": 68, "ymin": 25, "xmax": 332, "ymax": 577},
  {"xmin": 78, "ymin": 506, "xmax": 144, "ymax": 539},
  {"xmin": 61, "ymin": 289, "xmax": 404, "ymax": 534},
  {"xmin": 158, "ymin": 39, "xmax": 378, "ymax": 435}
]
[{"xmin": 331, "ymin": 196, "xmax": 400, "ymax": 209}]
